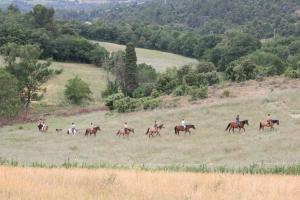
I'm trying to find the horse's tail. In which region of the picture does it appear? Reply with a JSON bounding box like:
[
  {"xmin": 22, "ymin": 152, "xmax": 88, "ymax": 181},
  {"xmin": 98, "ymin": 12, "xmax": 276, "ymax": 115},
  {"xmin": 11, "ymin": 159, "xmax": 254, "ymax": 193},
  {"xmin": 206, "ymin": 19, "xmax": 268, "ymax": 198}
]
[
  {"xmin": 116, "ymin": 130, "xmax": 120, "ymax": 136},
  {"xmin": 174, "ymin": 126, "xmax": 177, "ymax": 134},
  {"xmin": 225, "ymin": 123, "xmax": 231, "ymax": 131},
  {"xmin": 145, "ymin": 128, "xmax": 149, "ymax": 135},
  {"xmin": 259, "ymin": 122, "xmax": 262, "ymax": 130}
]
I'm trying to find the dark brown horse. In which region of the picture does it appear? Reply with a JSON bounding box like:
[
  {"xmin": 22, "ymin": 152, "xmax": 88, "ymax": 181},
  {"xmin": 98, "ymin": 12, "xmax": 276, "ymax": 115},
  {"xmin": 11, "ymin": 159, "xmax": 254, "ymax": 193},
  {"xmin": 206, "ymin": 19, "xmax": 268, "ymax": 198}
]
[
  {"xmin": 225, "ymin": 120, "xmax": 249, "ymax": 133},
  {"xmin": 259, "ymin": 120, "xmax": 279, "ymax": 131},
  {"xmin": 116, "ymin": 128, "xmax": 135, "ymax": 136},
  {"xmin": 145, "ymin": 124, "xmax": 165, "ymax": 138},
  {"xmin": 174, "ymin": 125, "xmax": 196, "ymax": 135},
  {"xmin": 85, "ymin": 126, "xmax": 101, "ymax": 136}
]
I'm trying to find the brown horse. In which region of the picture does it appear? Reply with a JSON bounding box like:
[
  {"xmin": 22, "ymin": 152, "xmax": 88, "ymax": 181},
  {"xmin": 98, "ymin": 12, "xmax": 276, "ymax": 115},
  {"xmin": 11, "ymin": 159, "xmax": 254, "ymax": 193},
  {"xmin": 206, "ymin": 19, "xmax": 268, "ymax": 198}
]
[
  {"xmin": 259, "ymin": 120, "xmax": 279, "ymax": 131},
  {"xmin": 145, "ymin": 124, "xmax": 165, "ymax": 138},
  {"xmin": 116, "ymin": 128, "xmax": 135, "ymax": 136},
  {"xmin": 174, "ymin": 125, "xmax": 196, "ymax": 135},
  {"xmin": 225, "ymin": 120, "xmax": 249, "ymax": 133},
  {"xmin": 85, "ymin": 126, "xmax": 101, "ymax": 136}
]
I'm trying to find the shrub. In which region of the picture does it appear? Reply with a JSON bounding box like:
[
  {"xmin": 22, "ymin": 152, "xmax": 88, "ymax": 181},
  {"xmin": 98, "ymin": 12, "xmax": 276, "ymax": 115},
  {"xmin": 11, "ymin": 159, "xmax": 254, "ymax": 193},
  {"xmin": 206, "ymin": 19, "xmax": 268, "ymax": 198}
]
[
  {"xmin": 226, "ymin": 59, "xmax": 258, "ymax": 82},
  {"xmin": 173, "ymin": 85, "xmax": 187, "ymax": 96},
  {"xmin": 142, "ymin": 98, "xmax": 161, "ymax": 110},
  {"xmin": 222, "ymin": 90, "xmax": 230, "ymax": 97},
  {"xmin": 64, "ymin": 76, "xmax": 92, "ymax": 105},
  {"xmin": 104, "ymin": 93, "xmax": 124, "ymax": 110},
  {"xmin": 196, "ymin": 62, "xmax": 216, "ymax": 73},
  {"xmin": 285, "ymin": 67, "xmax": 300, "ymax": 79},
  {"xmin": 150, "ymin": 89, "xmax": 160, "ymax": 98},
  {"xmin": 188, "ymin": 86, "xmax": 208, "ymax": 100},
  {"xmin": 132, "ymin": 83, "xmax": 155, "ymax": 98},
  {"xmin": 156, "ymin": 72, "xmax": 178, "ymax": 94},
  {"xmin": 113, "ymin": 97, "xmax": 141, "ymax": 113}
]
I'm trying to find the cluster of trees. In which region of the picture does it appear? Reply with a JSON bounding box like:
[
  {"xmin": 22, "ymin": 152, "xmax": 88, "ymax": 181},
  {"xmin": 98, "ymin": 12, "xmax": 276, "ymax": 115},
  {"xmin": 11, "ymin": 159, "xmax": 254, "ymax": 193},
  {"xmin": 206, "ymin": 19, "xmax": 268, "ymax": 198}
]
[
  {"xmin": 0, "ymin": 5, "xmax": 108, "ymax": 64},
  {"xmin": 59, "ymin": 0, "xmax": 300, "ymax": 39}
]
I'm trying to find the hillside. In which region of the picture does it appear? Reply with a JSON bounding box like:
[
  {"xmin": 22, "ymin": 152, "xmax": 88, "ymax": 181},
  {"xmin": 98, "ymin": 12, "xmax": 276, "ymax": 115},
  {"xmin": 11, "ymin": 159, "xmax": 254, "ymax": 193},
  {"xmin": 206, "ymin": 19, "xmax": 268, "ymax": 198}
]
[
  {"xmin": 0, "ymin": 77, "xmax": 299, "ymax": 167},
  {"xmin": 95, "ymin": 41, "xmax": 199, "ymax": 71}
]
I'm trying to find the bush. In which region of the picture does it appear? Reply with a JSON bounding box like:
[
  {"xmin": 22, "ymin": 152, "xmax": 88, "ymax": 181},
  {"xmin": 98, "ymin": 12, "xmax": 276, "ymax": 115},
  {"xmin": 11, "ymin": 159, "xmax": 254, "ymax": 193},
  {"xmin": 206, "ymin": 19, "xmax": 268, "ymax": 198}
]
[
  {"xmin": 285, "ymin": 67, "xmax": 300, "ymax": 79},
  {"xmin": 156, "ymin": 71, "xmax": 178, "ymax": 94},
  {"xmin": 226, "ymin": 59, "xmax": 258, "ymax": 82},
  {"xmin": 142, "ymin": 98, "xmax": 161, "ymax": 110},
  {"xmin": 222, "ymin": 90, "xmax": 230, "ymax": 97},
  {"xmin": 132, "ymin": 83, "xmax": 155, "ymax": 98},
  {"xmin": 104, "ymin": 93, "xmax": 124, "ymax": 110},
  {"xmin": 113, "ymin": 97, "xmax": 141, "ymax": 113},
  {"xmin": 188, "ymin": 86, "xmax": 208, "ymax": 100},
  {"xmin": 150, "ymin": 89, "xmax": 160, "ymax": 98},
  {"xmin": 196, "ymin": 62, "xmax": 216, "ymax": 73},
  {"xmin": 173, "ymin": 85, "xmax": 187, "ymax": 96},
  {"xmin": 64, "ymin": 76, "xmax": 92, "ymax": 105}
]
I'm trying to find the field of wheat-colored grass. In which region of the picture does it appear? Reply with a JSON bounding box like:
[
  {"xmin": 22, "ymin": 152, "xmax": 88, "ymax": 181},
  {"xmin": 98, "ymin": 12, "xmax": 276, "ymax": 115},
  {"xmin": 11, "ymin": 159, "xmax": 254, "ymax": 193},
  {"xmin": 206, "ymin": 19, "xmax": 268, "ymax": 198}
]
[
  {"xmin": 0, "ymin": 166, "xmax": 299, "ymax": 200},
  {"xmin": 95, "ymin": 41, "xmax": 199, "ymax": 71}
]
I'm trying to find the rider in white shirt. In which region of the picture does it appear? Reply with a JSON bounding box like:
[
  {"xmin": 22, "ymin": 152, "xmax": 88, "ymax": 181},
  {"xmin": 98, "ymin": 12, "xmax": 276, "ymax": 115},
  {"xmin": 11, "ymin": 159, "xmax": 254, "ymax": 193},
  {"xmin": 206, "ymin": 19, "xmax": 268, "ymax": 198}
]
[
  {"xmin": 181, "ymin": 119, "xmax": 186, "ymax": 130},
  {"xmin": 71, "ymin": 123, "xmax": 76, "ymax": 134}
]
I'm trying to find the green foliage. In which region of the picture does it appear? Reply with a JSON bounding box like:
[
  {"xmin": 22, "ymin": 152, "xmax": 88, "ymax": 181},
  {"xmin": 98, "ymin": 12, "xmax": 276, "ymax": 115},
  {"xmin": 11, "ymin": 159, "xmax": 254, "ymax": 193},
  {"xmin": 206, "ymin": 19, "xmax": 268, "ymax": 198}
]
[
  {"xmin": 89, "ymin": 45, "xmax": 109, "ymax": 67},
  {"xmin": 150, "ymin": 89, "xmax": 160, "ymax": 98},
  {"xmin": 156, "ymin": 68, "xmax": 178, "ymax": 94},
  {"xmin": 32, "ymin": 4, "xmax": 54, "ymax": 28},
  {"xmin": 113, "ymin": 97, "xmax": 141, "ymax": 113},
  {"xmin": 101, "ymin": 81, "xmax": 119, "ymax": 98},
  {"xmin": 222, "ymin": 90, "xmax": 230, "ymax": 98},
  {"xmin": 137, "ymin": 63, "xmax": 157, "ymax": 84},
  {"xmin": 124, "ymin": 43, "xmax": 138, "ymax": 96},
  {"xmin": 142, "ymin": 98, "xmax": 161, "ymax": 110},
  {"xmin": 189, "ymin": 86, "xmax": 208, "ymax": 101},
  {"xmin": 196, "ymin": 62, "xmax": 216, "ymax": 73},
  {"xmin": 1, "ymin": 43, "xmax": 53, "ymax": 107},
  {"xmin": 226, "ymin": 59, "xmax": 258, "ymax": 82},
  {"xmin": 0, "ymin": 69, "xmax": 22, "ymax": 117},
  {"xmin": 132, "ymin": 83, "xmax": 155, "ymax": 98},
  {"xmin": 64, "ymin": 76, "xmax": 92, "ymax": 105},
  {"xmin": 285, "ymin": 67, "xmax": 300, "ymax": 79},
  {"xmin": 104, "ymin": 93, "xmax": 124, "ymax": 110}
]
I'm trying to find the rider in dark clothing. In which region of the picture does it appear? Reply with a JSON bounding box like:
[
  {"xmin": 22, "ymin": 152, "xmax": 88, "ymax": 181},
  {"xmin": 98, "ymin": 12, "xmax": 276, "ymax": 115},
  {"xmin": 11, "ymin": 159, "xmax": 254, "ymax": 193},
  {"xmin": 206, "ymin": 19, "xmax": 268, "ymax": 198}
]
[{"xmin": 236, "ymin": 115, "xmax": 240, "ymax": 128}]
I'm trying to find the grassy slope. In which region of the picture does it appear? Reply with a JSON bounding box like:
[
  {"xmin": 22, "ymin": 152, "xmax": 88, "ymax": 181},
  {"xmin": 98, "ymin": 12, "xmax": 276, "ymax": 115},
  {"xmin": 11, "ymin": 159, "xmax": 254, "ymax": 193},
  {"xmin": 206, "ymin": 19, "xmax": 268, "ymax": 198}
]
[
  {"xmin": 1, "ymin": 167, "xmax": 299, "ymax": 200},
  {"xmin": 95, "ymin": 41, "xmax": 199, "ymax": 72},
  {"xmin": 41, "ymin": 62, "xmax": 107, "ymax": 105},
  {"xmin": 0, "ymin": 80, "xmax": 299, "ymax": 167}
]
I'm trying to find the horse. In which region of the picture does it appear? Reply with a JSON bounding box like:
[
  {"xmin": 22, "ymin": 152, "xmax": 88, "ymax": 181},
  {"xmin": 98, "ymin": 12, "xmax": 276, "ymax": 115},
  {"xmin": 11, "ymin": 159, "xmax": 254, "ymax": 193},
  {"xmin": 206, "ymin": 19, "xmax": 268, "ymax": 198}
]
[
  {"xmin": 85, "ymin": 126, "xmax": 101, "ymax": 136},
  {"xmin": 67, "ymin": 128, "xmax": 78, "ymax": 135},
  {"xmin": 225, "ymin": 120, "xmax": 249, "ymax": 133},
  {"xmin": 145, "ymin": 124, "xmax": 165, "ymax": 138},
  {"xmin": 116, "ymin": 128, "xmax": 134, "ymax": 136},
  {"xmin": 41, "ymin": 125, "xmax": 48, "ymax": 133},
  {"xmin": 259, "ymin": 120, "xmax": 279, "ymax": 131},
  {"xmin": 174, "ymin": 125, "xmax": 196, "ymax": 135}
]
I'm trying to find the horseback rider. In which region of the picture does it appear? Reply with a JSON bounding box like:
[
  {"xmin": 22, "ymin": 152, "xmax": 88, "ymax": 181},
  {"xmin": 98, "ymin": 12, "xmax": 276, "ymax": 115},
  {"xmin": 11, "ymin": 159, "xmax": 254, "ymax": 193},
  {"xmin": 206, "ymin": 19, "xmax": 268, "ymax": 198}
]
[
  {"xmin": 90, "ymin": 122, "xmax": 95, "ymax": 131},
  {"xmin": 124, "ymin": 122, "xmax": 128, "ymax": 134},
  {"xmin": 38, "ymin": 119, "xmax": 43, "ymax": 131},
  {"xmin": 236, "ymin": 114, "xmax": 240, "ymax": 128},
  {"xmin": 154, "ymin": 120, "xmax": 158, "ymax": 130},
  {"xmin": 181, "ymin": 119, "xmax": 186, "ymax": 130},
  {"xmin": 267, "ymin": 114, "xmax": 272, "ymax": 125},
  {"xmin": 71, "ymin": 122, "xmax": 76, "ymax": 134}
]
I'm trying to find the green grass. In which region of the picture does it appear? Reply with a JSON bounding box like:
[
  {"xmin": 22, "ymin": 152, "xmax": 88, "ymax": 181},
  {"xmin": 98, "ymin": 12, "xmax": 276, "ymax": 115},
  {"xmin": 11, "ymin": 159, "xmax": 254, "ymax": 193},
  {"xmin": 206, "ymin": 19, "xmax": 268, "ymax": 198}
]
[
  {"xmin": 0, "ymin": 90, "xmax": 299, "ymax": 168},
  {"xmin": 94, "ymin": 41, "xmax": 199, "ymax": 72},
  {"xmin": 40, "ymin": 62, "xmax": 107, "ymax": 105}
]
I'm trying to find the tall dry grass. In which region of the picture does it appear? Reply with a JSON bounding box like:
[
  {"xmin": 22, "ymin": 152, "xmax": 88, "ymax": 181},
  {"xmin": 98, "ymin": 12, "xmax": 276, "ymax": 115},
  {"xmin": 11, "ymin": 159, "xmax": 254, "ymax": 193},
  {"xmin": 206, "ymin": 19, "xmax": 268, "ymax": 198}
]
[{"xmin": 0, "ymin": 166, "xmax": 299, "ymax": 200}]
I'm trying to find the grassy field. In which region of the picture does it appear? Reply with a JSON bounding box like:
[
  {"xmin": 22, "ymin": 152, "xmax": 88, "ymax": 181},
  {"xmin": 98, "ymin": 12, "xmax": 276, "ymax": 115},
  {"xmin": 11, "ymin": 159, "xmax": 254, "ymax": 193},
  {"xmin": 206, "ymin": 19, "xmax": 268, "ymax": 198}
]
[
  {"xmin": 41, "ymin": 62, "xmax": 107, "ymax": 105},
  {"xmin": 0, "ymin": 166, "xmax": 299, "ymax": 200},
  {"xmin": 0, "ymin": 80, "xmax": 299, "ymax": 167},
  {"xmin": 94, "ymin": 41, "xmax": 199, "ymax": 71}
]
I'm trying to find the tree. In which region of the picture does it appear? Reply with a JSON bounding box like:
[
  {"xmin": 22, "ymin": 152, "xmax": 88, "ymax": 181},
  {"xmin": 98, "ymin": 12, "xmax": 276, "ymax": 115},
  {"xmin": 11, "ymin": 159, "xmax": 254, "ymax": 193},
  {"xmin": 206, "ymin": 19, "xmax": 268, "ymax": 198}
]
[
  {"xmin": 32, "ymin": 4, "xmax": 54, "ymax": 28},
  {"xmin": 64, "ymin": 76, "xmax": 92, "ymax": 105},
  {"xmin": 1, "ymin": 43, "xmax": 53, "ymax": 107},
  {"xmin": 124, "ymin": 43, "xmax": 138, "ymax": 96},
  {"xmin": 0, "ymin": 69, "xmax": 21, "ymax": 117},
  {"xmin": 89, "ymin": 45, "xmax": 109, "ymax": 67}
]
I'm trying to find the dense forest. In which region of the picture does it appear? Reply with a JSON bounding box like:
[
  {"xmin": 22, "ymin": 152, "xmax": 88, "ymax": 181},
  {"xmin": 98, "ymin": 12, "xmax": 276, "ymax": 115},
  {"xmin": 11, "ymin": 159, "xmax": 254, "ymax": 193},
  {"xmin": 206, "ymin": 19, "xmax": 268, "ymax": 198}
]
[{"xmin": 58, "ymin": 0, "xmax": 300, "ymax": 39}]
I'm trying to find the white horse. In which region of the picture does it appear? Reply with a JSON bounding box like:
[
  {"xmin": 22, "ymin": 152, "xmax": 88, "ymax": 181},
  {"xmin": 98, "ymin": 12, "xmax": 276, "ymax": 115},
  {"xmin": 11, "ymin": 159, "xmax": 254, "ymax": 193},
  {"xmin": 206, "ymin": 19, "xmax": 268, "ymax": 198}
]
[{"xmin": 67, "ymin": 128, "xmax": 78, "ymax": 135}]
